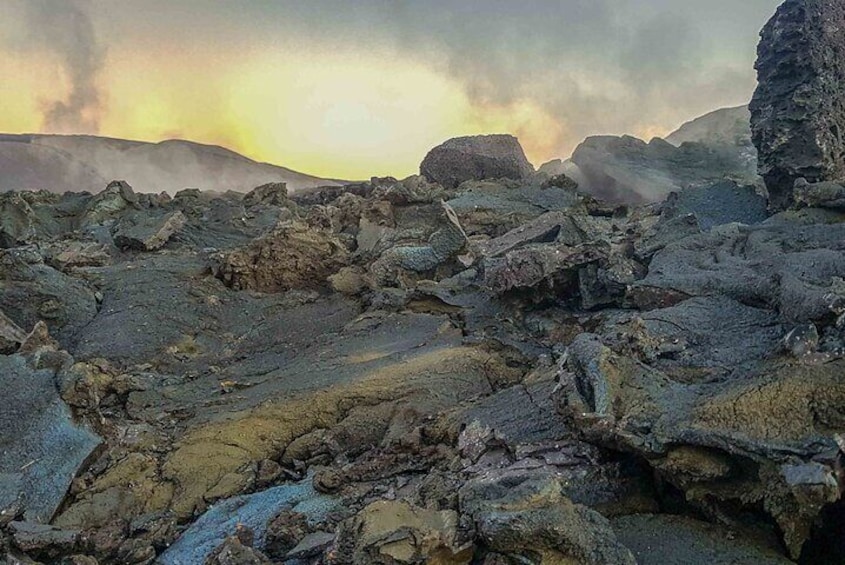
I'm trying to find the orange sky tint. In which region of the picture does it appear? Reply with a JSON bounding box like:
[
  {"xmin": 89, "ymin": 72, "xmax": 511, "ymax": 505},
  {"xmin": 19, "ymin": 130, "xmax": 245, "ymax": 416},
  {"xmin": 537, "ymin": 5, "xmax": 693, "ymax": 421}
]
[
  {"xmin": 0, "ymin": 44, "xmax": 580, "ymax": 179},
  {"xmin": 0, "ymin": 0, "xmax": 779, "ymax": 180}
]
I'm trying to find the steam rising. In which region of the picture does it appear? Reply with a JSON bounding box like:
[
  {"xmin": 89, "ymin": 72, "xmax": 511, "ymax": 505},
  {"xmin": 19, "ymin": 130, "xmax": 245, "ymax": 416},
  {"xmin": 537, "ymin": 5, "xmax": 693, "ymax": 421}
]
[{"xmin": 24, "ymin": 0, "xmax": 104, "ymax": 133}]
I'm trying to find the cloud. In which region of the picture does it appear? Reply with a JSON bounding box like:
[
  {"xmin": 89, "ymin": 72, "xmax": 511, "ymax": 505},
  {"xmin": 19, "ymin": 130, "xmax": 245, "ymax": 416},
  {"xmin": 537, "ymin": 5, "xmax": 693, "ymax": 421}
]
[
  {"xmin": 23, "ymin": 0, "xmax": 105, "ymax": 133},
  {"xmin": 219, "ymin": 0, "xmax": 776, "ymax": 158}
]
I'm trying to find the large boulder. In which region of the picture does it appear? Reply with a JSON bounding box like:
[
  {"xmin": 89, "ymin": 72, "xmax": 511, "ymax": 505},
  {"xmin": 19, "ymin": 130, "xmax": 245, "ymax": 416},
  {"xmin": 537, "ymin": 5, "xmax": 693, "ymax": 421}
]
[
  {"xmin": 750, "ymin": 0, "xmax": 845, "ymax": 210},
  {"xmin": 420, "ymin": 135, "xmax": 534, "ymax": 188}
]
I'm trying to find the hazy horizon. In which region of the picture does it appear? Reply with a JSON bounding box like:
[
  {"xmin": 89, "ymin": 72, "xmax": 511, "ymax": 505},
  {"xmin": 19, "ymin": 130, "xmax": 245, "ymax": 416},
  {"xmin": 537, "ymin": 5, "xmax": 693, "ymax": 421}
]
[{"xmin": 1, "ymin": 0, "xmax": 780, "ymax": 179}]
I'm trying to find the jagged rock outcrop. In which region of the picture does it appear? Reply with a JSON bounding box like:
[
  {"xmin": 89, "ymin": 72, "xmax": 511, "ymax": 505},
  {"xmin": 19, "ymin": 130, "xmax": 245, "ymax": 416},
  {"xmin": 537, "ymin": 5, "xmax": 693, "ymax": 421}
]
[
  {"xmin": 333, "ymin": 501, "xmax": 472, "ymax": 564},
  {"xmin": 420, "ymin": 134, "xmax": 534, "ymax": 188},
  {"xmin": 214, "ymin": 220, "xmax": 349, "ymax": 292},
  {"xmin": 4, "ymin": 138, "xmax": 845, "ymax": 564},
  {"xmin": 570, "ymin": 135, "xmax": 758, "ymax": 205},
  {"xmin": 750, "ymin": 0, "xmax": 845, "ymax": 210},
  {"xmin": 112, "ymin": 211, "xmax": 186, "ymax": 251}
]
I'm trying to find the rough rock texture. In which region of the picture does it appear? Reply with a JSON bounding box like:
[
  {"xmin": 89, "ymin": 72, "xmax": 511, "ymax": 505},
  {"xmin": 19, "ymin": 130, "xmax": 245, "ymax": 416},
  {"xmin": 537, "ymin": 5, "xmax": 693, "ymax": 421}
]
[
  {"xmin": 160, "ymin": 479, "xmax": 336, "ymax": 565},
  {"xmin": 750, "ymin": 0, "xmax": 845, "ymax": 210},
  {"xmin": 214, "ymin": 220, "xmax": 349, "ymax": 292},
  {"xmin": 0, "ymin": 354, "xmax": 101, "ymax": 523},
  {"xmin": 659, "ymin": 181, "xmax": 768, "ymax": 231},
  {"xmin": 112, "ymin": 211, "xmax": 186, "ymax": 251},
  {"xmin": 334, "ymin": 501, "xmax": 472, "ymax": 564},
  {"xmin": 420, "ymin": 135, "xmax": 534, "ymax": 188},
  {"xmin": 1, "ymin": 148, "xmax": 841, "ymax": 565},
  {"xmin": 570, "ymin": 135, "xmax": 759, "ymax": 205},
  {"xmin": 460, "ymin": 471, "xmax": 636, "ymax": 564}
]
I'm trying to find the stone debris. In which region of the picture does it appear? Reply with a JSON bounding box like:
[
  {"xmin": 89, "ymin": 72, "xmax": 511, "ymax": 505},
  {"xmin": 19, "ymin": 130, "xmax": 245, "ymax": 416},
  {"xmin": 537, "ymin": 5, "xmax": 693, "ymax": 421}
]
[
  {"xmin": 112, "ymin": 211, "xmax": 186, "ymax": 251},
  {"xmin": 2, "ymin": 4, "xmax": 845, "ymax": 562}
]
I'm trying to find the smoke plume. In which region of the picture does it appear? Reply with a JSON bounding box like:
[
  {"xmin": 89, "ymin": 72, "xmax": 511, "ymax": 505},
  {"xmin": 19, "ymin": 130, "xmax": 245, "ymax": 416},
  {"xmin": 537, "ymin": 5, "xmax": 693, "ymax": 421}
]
[{"xmin": 24, "ymin": 0, "xmax": 105, "ymax": 133}]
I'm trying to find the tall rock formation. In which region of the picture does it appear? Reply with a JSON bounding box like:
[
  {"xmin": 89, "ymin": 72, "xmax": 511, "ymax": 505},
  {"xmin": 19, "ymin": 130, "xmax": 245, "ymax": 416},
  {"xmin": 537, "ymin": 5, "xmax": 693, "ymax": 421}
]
[{"xmin": 750, "ymin": 0, "xmax": 845, "ymax": 210}]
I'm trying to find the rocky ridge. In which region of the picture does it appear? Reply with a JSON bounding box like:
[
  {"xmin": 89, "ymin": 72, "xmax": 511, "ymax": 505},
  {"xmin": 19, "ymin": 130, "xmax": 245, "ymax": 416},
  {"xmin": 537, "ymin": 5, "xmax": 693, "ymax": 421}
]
[
  {"xmin": 4, "ymin": 0, "xmax": 845, "ymax": 561},
  {"xmin": 0, "ymin": 150, "xmax": 841, "ymax": 564}
]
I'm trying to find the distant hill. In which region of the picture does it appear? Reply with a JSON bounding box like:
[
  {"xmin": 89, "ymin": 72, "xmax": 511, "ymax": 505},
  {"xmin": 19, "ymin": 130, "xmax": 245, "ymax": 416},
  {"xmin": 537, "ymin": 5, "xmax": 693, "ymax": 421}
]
[
  {"xmin": 666, "ymin": 105, "xmax": 752, "ymax": 147},
  {"xmin": 536, "ymin": 105, "xmax": 760, "ymax": 205},
  {"xmin": 0, "ymin": 134, "xmax": 342, "ymax": 194}
]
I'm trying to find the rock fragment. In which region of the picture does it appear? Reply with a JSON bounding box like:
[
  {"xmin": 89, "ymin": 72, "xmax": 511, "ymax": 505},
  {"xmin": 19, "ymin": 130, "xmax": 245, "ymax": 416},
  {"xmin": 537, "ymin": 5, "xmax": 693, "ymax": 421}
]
[
  {"xmin": 333, "ymin": 500, "xmax": 473, "ymax": 564},
  {"xmin": 793, "ymin": 177, "xmax": 845, "ymax": 209},
  {"xmin": 112, "ymin": 211, "xmax": 186, "ymax": 251},
  {"xmin": 420, "ymin": 134, "xmax": 534, "ymax": 188},
  {"xmin": 0, "ymin": 354, "xmax": 101, "ymax": 524},
  {"xmin": 242, "ymin": 182, "xmax": 289, "ymax": 207},
  {"xmin": 214, "ymin": 220, "xmax": 349, "ymax": 292}
]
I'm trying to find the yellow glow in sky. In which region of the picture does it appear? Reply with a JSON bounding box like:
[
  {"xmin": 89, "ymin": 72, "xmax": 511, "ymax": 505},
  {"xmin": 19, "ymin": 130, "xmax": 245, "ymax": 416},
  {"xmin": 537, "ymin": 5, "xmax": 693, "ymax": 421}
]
[{"xmin": 0, "ymin": 42, "xmax": 568, "ymax": 180}]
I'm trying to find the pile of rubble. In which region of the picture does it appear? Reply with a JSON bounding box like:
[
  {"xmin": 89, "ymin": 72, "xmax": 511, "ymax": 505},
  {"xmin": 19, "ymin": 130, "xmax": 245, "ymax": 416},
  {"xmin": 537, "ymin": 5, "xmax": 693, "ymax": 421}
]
[{"xmin": 2, "ymin": 1, "xmax": 845, "ymax": 563}]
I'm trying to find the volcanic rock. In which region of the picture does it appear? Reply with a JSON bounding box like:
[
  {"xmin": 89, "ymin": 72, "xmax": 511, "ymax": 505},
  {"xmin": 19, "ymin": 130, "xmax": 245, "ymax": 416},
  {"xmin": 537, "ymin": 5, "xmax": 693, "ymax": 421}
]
[
  {"xmin": 570, "ymin": 135, "xmax": 758, "ymax": 205},
  {"xmin": 8, "ymin": 522, "xmax": 80, "ymax": 558},
  {"xmin": 612, "ymin": 514, "xmax": 793, "ymax": 564},
  {"xmin": 460, "ymin": 471, "xmax": 636, "ymax": 564},
  {"xmin": 214, "ymin": 220, "xmax": 349, "ymax": 292},
  {"xmin": 241, "ymin": 182, "xmax": 289, "ymax": 208},
  {"xmin": 420, "ymin": 134, "xmax": 534, "ymax": 188},
  {"xmin": 0, "ymin": 354, "xmax": 101, "ymax": 524},
  {"xmin": 203, "ymin": 536, "xmax": 271, "ymax": 565},
  {"xmin": 159, "ymin": 479, "xmax": 338, "ymax": 565},
  {"xmin": 112, "ymin": 211, "xmax": 186, "ymax": 251},
  {"xmin": 334, "ymin": 500, "xmax": 472, "ymax": 564},
  {"xmin": 750, "ymin": 0, "xmax": 845, "ymax": 209},
  {"xmin": 793, "ymin": 177, "xmax": 845, "ymax": 209}
]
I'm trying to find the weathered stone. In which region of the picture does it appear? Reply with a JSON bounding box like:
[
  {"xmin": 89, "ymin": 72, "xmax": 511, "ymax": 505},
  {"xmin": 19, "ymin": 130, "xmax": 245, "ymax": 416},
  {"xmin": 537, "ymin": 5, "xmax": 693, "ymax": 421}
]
[
  {"xmin": 483, "ymin": 243, "xmax": 605, "ymax": 294},
  {"xmin": 264, "ymin": 510, "xmax": 310, "ymax": 559},
  {"xmin": 204, "ymin": 536, "xmax": 272, "ymax": 565},
  {"xmin": 612, "ymin": 514, "xmax": 792, "ymax": 564},
  {"xmin": 9, "ymin": 522, "xmax": 80, "ymax": 557},
  {"xmin": 81, "ymin": 181, "xmax": 138, "ymax": 226},
  {"xmin": 421, "ymin": 135, "xmax": 534, "ymax": 189},
  {"xmin": 242, "ymin": 182, "xmax": 288, "ymax": 208},
  {"xmin": 0, "ymin": 249, "xmax": 99, "ymax": 346},
  {"xmin": 660, "ymin": 181, "xmax": 768, "ymax": 231},
  {"xmin": 370, "ymin": 201, "xmax": 468, "ymax": 286},
  {"xmin": 159, "ymin": 480, "xmax": 338, "ymax": 565},
  {"xmin": 460, "ymin": 472, "xmax": 636, "ymax": 564},
  {"xmin": 285, "ymin": 531, "xmax": 335, "ymax": 560},
  {"xmin": 214, "ymin": 220, "xmax": 349, "ymax": 293},
  {"xmin": 751, "ymin": 0, "xmax": 845, "ymax": 209},
  {"xmin": 334, "ymin": 500, "xmax": 473, "ymax": 564},
  {"xmin": 0, "ymin": 354, "xmax": 101, "ymax": 524},
  {"xmin": 112, "ymin": 211, "xmax": 186, "ymax": 251},
  {"xmin": 43, "ymin": 241, "xmax": 111, "ymax": 271},
  {"xmin": 794, "ymin": 177, "xmax": 845, "ymax": 209},
  {"xmin": 0, "ymin": 308, "xmax": 27, "ymax": 353}
]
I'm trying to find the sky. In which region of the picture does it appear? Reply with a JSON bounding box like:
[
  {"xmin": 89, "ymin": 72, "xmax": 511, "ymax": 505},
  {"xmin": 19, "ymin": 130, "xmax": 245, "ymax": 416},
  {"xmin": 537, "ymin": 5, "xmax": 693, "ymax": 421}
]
[{"xmin": 0, "ymin": 0, "xmax": 782, "ymax": 179}]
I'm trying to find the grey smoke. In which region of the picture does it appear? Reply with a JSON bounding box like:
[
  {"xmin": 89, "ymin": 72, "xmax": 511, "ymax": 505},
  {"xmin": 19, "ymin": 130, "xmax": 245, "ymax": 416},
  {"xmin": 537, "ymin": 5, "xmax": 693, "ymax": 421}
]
[
  {"xmin": 220, "ymin": 0, "xmax": 780, "ymax": 156},
  {"xmin": 24, "ymin": 0, "xmax": 104, "ymax": 133}
]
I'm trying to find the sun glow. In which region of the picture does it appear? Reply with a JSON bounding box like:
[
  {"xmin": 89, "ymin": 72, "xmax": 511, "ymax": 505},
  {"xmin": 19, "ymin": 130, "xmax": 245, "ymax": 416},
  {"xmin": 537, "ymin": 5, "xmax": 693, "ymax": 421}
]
[{"xmin": 1, "ymin": 42, "xmax": 563, "ymax": 179}]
